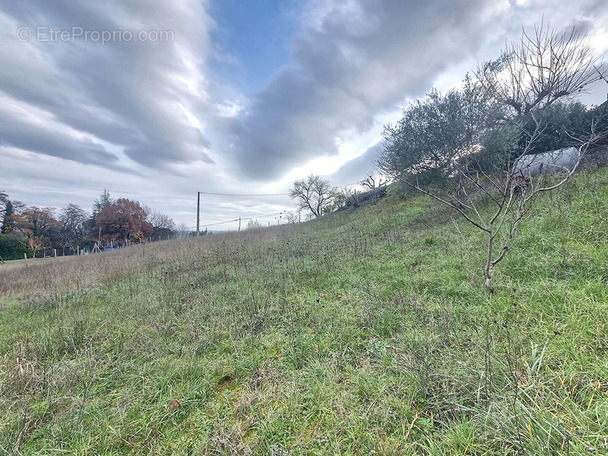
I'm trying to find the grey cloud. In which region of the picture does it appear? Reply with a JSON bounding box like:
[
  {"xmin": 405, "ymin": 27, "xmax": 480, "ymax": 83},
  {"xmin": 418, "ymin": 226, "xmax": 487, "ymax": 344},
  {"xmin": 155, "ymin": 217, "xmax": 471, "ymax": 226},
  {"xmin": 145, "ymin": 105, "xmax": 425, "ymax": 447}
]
[
  {"xmin": 0, "ymin": 106, "xmax": 118, "ymax": 166},
  {"xmin": 561, "ymin": 19, "xmax": 593, "ymax": 37},
  {"xmin": 330, "ymin": 142, "xmax": 385, "ymax": 186},
  {"xmin": 227, "ymin": 0, "xmax": 507, "ymax": 180},
  {"xmin": 0, "ymin": 0, "xmax": 215, "ymax": 169}
]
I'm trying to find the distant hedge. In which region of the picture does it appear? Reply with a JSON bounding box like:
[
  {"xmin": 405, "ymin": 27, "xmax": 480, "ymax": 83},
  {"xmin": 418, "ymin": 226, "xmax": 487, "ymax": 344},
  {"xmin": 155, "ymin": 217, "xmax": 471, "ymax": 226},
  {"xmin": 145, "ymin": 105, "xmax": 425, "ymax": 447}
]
[{"xmin": 0, "ymin": 234, "xmax": 29, "ymax": 260}]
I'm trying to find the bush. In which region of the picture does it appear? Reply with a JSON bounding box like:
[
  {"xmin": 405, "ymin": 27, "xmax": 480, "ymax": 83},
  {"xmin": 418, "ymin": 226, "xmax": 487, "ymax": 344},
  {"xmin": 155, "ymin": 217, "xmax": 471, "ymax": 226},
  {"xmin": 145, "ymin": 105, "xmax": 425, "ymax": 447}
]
[
  {"xmin": 0, "ymin": 234, "xmax": 29, "ymax": 260},
  {"xmin": 340, "ymin": 186, "xmax": 388, "ymax": 209}
]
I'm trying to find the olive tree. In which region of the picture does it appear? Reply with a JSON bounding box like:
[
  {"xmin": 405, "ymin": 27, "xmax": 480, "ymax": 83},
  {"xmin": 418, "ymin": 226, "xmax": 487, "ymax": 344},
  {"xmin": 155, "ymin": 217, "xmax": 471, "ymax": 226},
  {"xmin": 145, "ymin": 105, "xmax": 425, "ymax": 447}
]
[{"xmin": 379, "ymin": 25, "xmax": 607, "ymax": 290}]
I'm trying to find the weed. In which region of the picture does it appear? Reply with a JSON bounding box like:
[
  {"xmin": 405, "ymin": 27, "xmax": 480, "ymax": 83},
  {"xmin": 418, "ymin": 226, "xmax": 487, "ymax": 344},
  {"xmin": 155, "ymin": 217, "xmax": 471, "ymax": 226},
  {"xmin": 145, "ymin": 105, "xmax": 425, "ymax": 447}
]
[{"xmin": 0, "ymin": 168, "xmax": 607, "ymax": 454}]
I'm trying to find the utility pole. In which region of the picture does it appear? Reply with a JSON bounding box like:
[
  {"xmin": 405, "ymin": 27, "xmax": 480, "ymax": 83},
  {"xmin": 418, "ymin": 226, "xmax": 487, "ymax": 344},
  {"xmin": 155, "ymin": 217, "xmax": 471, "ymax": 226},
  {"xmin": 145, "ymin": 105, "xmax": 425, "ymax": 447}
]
[
  {"xmin": 196, "ymin": 191, "xmax": 200, "ymax": 235},
  {"xmin": 238, "ymin": 217, "xmax": 241, "ymax": 232}
]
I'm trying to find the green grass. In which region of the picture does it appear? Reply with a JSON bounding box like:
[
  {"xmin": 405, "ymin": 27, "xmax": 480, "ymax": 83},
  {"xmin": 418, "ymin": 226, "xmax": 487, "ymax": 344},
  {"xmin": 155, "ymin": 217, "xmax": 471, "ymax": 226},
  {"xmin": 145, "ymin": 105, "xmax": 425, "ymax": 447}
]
[{"xmin": 1, "ymin": 168, "xmax": 608, "ymax": 455}]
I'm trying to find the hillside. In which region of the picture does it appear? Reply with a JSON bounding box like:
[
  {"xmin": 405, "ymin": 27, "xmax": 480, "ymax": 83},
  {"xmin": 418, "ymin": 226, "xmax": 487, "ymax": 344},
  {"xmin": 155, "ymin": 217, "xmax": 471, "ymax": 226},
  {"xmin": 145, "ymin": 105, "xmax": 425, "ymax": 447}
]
[{"xmin": 1, "ymin": 167, "xmax": 607, "ymax": 455}]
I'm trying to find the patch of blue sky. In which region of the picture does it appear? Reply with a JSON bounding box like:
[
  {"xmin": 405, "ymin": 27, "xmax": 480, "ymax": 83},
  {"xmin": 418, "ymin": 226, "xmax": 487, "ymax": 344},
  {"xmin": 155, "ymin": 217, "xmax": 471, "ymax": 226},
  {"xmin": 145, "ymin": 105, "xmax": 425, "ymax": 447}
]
[{"xmin": 209, "ymin": 0, "xmax": 301, "ymax": 94}]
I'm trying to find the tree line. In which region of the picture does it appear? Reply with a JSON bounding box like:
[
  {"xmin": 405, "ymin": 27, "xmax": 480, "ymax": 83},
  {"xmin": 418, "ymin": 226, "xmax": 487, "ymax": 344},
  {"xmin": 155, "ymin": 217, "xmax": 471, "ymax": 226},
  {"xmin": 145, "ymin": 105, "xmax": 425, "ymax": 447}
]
[{"xmin": 0, "ymin": 189, "xmax": 188, "ymax": 260}]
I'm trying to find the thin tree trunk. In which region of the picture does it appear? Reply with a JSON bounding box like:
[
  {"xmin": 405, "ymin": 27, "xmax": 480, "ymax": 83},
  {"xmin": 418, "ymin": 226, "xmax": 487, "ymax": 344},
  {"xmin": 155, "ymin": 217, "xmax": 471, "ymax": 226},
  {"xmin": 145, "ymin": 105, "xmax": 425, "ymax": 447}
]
[{"xmin": 484, "ymin": 231, "xmax": 495, "ymax": 290}]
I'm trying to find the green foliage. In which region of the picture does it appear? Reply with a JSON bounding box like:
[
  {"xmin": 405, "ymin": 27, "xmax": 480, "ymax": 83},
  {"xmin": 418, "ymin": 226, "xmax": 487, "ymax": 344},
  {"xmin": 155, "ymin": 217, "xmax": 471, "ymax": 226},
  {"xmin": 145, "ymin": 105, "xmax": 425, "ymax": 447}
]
[
  {"xmin": 0, "ymin": 233, "xmax": 28, "ymax": 260},
  {"xmin": 92, "ymin": 188, "xmax": 113, "ymax": 218},
  {"xmin": 379, "ymin": 87, "xmax": 599, "ymax": 185},
  {"xmin": 518, "ymin": 102, "xmax": 592, "ymax": 155},
  {"xmin": 590, "ymin": 101, "xmax": 608, "ymax": 147},
  {"xmin": 378, "ymin": 27, "xmax": 607, "ymax": 290},
  {"xmin": 380, "ymin": 25, "xmax": 607, "ymax": 187},
  {"xmin": 0, "ymin": 167, "xmax": 607, "ymax": 454},
  {"xmin": 1, "ymin": 200, "xmax": 15, "ymax": 234},
  {"xmin": 379, "ymin": 89, "xmax": 466, "ymax": 183},
  {"xmin": 378, "ymin": 78, "xmax": 500, "ymax": 184},
  {"xmin": 385, "ymin": 180, "xmax": 417, "ymax": 199},
  {"xmin": 79, "ymin": 237, "xmax": 96, "ymax": 250}
]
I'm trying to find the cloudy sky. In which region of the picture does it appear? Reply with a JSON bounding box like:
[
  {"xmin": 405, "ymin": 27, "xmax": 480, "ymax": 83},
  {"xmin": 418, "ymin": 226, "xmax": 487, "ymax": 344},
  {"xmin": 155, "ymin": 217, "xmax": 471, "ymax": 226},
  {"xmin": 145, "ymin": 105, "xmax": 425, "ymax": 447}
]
[{"xmin": 1, "ymin": 0, "xmax": 607, "ymax": 231}]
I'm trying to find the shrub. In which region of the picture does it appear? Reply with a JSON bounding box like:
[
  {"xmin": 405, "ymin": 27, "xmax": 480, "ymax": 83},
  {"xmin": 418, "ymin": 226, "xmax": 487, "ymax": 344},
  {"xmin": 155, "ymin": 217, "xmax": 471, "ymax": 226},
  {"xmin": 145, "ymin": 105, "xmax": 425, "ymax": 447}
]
[{"xmin": 0, "ymin": 234, "xmax": 29, "ymax": 260}]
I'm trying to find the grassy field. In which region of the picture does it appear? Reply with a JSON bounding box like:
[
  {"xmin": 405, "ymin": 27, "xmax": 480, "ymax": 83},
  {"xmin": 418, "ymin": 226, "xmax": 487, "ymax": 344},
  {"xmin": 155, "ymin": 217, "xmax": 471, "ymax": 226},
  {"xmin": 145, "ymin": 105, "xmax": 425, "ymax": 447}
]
[{"xmin": 1, "ymin": 168, "xmax": 607, "ymax": 455}]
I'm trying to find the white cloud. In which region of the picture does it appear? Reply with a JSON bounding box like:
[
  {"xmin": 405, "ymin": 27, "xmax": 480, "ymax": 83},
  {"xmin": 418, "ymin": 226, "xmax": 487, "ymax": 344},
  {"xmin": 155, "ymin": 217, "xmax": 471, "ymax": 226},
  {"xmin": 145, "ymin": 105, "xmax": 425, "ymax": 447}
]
[{"xmin": 225, "ymin": 0, "xmax": 511, "ymax": 180}]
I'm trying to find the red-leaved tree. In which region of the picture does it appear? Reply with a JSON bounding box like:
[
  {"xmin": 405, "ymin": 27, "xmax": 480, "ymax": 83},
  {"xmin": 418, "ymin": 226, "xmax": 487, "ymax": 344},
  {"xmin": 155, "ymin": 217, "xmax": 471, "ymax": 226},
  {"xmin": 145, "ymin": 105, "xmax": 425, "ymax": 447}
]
[{"xmin": 94, "ymin": 198, "xmax": 153, "ymax": 245}]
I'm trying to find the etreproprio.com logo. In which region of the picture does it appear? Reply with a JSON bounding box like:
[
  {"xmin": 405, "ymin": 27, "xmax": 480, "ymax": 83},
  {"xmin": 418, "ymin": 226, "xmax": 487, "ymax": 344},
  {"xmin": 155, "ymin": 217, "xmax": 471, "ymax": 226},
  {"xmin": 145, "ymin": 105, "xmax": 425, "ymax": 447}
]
[{"xmin": 17, "ymin": 26, "xmax": 174, "ymax": 45}]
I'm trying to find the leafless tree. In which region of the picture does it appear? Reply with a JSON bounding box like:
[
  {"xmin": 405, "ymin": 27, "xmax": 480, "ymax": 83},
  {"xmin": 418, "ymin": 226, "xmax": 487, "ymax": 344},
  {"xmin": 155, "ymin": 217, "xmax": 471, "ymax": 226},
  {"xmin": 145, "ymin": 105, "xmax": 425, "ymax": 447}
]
[
  {"xmin": 149, "ymin": 211, "xmax": 176, "ymax": 239},
  {"xmin": 290, "ymin": 175, "xmax": 336, "ymax": 218},
  {"xmin": 176, "ymin": 222, "xmax": 190, "ymax": 237},
  {"xmin": 285, "ymin": 211, "xmax": 300, "ymax": 224},
  {"xmin": 416, "ymin": 119, "xmax": 604, "ymax": 290},
  {"xmin": 477, "ymin": 23, "xmax": 606, "ymax": 116},
  {"xmin": 383, "ymin": 25, "xmax": 607, "ymax": 290},
  {"xmin": 361, "ymin": 173, "xmax": 389, "ymax": 190},
  {"xmin": 59, "ymin": 204, "xmax": 89, "ymax": 252},
  {"xmin": 246, "ymin": 219, "xmax": 262, "ymax": 230}
]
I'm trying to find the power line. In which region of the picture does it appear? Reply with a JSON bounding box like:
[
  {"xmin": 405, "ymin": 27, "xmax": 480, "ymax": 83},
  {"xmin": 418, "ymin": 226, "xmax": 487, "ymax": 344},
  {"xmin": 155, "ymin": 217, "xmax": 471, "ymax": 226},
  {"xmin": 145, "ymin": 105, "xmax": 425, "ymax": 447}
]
[
  {"xmin": 204, "ymin": 218, "xmax": 240, "ymax": 227},
  {"xmin": 202, "ymin": 212, "xmax": 285, "ymax": 228},
  {"xmin": 197, "ymin": 191, "xmax": 289, "ymax": 197},
  {"xmin": 195, "ymin": 177, "xmax": 370, "ymax": 232},
  {"xmin": 244, "ymin": 211, "xmax": 285, "ymax": 220},
  {"xmin": 335, "ymin": 181, "xmax": 363, "ymax": 188}
]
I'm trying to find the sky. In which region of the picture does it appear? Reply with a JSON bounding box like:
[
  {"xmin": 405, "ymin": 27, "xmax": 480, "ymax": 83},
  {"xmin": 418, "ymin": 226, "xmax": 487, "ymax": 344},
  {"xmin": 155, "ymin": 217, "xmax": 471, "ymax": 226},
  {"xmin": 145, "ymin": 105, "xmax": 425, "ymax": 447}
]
[{"xmin": 1, "ymin": 0, "xmax": 607, "ymax": 231}]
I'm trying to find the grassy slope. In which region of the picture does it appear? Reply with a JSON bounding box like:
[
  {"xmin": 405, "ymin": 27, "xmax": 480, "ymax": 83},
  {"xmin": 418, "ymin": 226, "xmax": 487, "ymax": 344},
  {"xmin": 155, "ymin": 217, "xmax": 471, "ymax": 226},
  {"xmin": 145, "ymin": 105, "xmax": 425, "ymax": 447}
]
[{"xmin": 1, "ymin": 168, "xmax": 607, "ymax": 455}]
